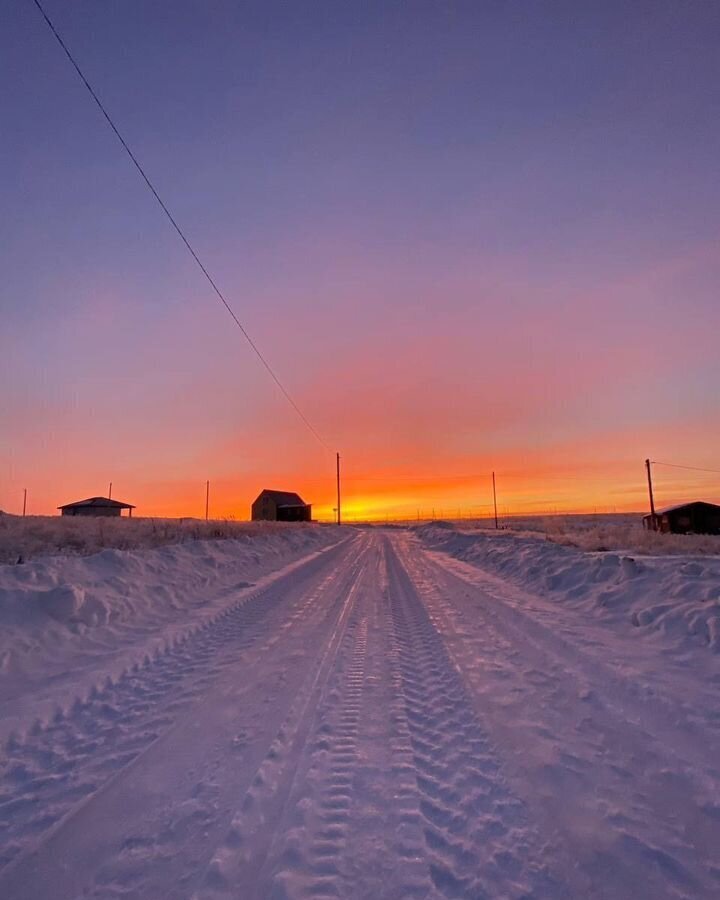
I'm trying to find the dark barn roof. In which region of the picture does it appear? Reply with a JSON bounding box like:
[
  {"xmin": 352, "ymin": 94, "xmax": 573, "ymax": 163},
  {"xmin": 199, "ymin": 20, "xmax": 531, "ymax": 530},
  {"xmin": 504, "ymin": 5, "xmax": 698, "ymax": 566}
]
[
  {"xmin": 58, "ymin": 496, "xmax": 135, "ymax": 510},
  {"xmin": 257, "ymin": 490, "xmax": 307, "ymax": 507}
]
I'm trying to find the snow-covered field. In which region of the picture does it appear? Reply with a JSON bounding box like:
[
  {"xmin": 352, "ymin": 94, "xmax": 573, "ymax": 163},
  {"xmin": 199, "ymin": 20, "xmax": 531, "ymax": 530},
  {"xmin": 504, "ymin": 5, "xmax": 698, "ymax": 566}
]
[{"xmin": 0, "ymin": 525, "xmax": 719, "ymax": 898}]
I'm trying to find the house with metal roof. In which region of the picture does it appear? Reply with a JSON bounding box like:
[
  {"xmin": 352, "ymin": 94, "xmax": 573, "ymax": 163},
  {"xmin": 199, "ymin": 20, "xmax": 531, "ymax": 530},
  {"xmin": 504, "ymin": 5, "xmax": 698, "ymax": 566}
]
[
  {"xmin": 59, "ymin": 497, "xmax": 135, "ymax": 518},
  {"xmin": 251, "ymin": 489, "xmax": 312, "ymax": 522}
]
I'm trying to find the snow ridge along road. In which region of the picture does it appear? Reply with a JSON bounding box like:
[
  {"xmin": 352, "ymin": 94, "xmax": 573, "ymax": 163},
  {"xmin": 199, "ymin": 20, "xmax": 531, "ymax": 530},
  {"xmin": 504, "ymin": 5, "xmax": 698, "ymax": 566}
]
[{"xmin": 1, "ymin": 530, "xmax": 719, "ymax": 898}]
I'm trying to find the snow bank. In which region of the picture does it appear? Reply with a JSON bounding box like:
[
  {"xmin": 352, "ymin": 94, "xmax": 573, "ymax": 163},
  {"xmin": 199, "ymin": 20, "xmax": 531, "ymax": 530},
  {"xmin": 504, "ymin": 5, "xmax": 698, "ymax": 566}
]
[
  {"xmin": 417, "ymin": 524, "xmax": 720, "ymax": 652},
  {"xmin": 0, "ymin": 525, "xmax": 344, "ymax": 735}
]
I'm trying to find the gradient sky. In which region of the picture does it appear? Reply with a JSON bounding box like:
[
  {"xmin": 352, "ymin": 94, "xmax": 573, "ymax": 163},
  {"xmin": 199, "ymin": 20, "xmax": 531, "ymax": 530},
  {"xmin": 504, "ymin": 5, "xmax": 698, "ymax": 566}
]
[{"xmin": 2, "ymin": 0, "xmax": 719, "ymax": 521}]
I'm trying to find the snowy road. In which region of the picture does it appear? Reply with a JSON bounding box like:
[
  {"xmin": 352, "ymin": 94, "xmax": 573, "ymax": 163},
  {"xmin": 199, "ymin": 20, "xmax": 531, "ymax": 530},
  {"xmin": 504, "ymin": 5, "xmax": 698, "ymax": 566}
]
[{"xmin": 1, "ymin": 531, "xmax": 719, "ymax": 898}]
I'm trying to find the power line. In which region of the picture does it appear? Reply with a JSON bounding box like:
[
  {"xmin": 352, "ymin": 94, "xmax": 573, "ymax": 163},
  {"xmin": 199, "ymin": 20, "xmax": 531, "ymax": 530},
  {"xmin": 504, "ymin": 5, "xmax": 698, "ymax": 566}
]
[
  {"xmin": 651, "ymin": 461, "xmax": 720, "ymax": 476},
  {"xmin": 31, "ymin": 0, "xmax": 329, "ymax": 452}
]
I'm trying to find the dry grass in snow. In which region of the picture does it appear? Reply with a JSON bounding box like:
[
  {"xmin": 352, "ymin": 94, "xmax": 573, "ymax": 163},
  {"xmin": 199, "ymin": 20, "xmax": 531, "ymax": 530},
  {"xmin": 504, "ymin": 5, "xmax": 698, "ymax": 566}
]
[
  {"xmin": 539, "ymin": 516, "xmax": 720, "ymax": 556},
  {"xmin": 0, "ymin": 513, "xmax": 318, "ymax": 565},
  {"xmin": 451, "ymin": 513, "xmax": 720, "ymax": 556}
]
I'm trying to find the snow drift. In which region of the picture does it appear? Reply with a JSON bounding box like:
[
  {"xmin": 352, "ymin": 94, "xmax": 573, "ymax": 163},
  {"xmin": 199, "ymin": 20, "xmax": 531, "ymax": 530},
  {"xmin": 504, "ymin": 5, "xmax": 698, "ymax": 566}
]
[
  {"xmin": 417, "ymin": 523, "xmax": 720, "ymax": 652},
  {"xmin": 0, "ymin": 526, "xmax": 345, "ymax": 738}
]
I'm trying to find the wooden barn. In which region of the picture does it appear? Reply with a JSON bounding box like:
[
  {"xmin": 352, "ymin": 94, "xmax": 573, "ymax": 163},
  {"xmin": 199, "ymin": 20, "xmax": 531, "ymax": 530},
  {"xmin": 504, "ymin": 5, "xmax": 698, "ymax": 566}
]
[
  {"xmin": 643, "ymin": 501, "xmax": 720, "ymax": 535},
  {"xmin": 251, "ymin": 490, "xmax": 312, "ymax": 523},
  {"xmin": 59, "ymin": 497, "xmax": 135, "ymax": 518}
]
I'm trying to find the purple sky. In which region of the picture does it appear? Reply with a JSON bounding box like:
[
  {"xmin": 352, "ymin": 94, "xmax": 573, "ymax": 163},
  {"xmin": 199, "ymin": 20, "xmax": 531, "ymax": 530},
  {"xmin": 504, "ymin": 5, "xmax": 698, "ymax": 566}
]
[{"xmin": 2, "ymin": 1, "xmax": 719, "ymax": 519}]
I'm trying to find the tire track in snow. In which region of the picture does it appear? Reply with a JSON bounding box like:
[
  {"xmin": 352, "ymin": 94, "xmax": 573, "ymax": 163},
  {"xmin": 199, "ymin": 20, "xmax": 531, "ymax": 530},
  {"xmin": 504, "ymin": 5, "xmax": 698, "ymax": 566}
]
[
  {"xmin": 0, "ymin": 535, "xmax": 362, "ymax": 895},
  {"xmin": 413, "ymin": 536, "xmax": 720, "ymax": 777},
  {"xmin": 383, "ymin": 536, "xmax": 565, "ymax": 899},
  {"xmin": 301, "ymin": 615, "xmax": 367, "ymax": 895},
  {"xmin": 273, "ymin": 612, "xmax": 369, "ymax": 899},
  {"xmin": 241, "ymin": 536, "xmax": 439, "ymax": 899},
  {"xmin": 192, "ymin": 542, "xmax": 373, "ymax": 899},
  {"xmin": 397, "ymin": 533, "xmax": 720, "ymax": 898},
  {"xmin": 334, "ymin": 543, "xmax": 435, "ymax": 899}
]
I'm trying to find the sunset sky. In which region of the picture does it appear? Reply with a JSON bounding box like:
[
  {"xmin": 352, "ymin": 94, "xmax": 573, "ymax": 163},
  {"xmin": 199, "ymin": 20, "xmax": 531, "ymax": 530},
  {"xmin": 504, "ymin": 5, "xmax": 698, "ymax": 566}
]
[{"xmin": 2, "ymin": 1, "xmax": 719, "ymax": 521}]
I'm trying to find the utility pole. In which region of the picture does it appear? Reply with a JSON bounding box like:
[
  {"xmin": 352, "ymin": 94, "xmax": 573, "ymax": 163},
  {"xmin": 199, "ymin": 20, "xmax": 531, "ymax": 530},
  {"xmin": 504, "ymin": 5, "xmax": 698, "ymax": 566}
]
[
  {"xmin": 108, "ymin": 481, "xmax": 112, "ymax": 500},
  {"xmin": 645, "ymin": 459, "xmax": 656, "ymax": 528},
  {"xmin": 205, "ymin": 480, "xmax": 210, "ymax": 522},
  {"xmin": 492, "ymin": 471, "xmax": 499, "ymax": 529},
  {"xmin": 22, "ymin": 489, "xmax": 27, "ymax": 517},
  {"xmin": 336, "ymin": 453, "xmax": 341, "ymax": 525}
]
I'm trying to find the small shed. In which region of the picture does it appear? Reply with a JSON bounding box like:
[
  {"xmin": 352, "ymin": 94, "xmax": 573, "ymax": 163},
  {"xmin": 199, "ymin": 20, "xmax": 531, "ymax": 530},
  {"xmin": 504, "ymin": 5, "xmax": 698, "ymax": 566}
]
[
  {"xmin": 643, "ymin": 501, "xmax": 720, "ymax": 535},
  {"xmin": 59, "ymin": 497, "xmax": 135, "ymax": 518},
  {"xmin": 251, "ymin": 489, "xmax": 312, "ymax": 522}
]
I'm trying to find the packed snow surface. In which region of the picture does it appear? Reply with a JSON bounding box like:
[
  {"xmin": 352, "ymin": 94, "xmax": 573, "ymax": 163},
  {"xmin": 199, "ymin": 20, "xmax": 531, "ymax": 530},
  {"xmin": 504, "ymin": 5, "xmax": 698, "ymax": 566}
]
[{"xmin": 0, "ymin": 526, "xmax": 718, "ymax": 898}]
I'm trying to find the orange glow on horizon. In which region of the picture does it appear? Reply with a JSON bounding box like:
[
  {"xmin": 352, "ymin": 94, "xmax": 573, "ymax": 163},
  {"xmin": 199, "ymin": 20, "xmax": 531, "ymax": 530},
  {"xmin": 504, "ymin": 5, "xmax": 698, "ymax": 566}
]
[{"xmin": 7, "ymin": 418, "xmax": 718, "ymax": 524}]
